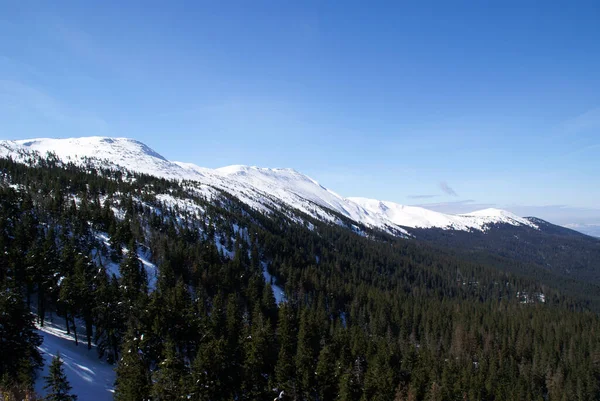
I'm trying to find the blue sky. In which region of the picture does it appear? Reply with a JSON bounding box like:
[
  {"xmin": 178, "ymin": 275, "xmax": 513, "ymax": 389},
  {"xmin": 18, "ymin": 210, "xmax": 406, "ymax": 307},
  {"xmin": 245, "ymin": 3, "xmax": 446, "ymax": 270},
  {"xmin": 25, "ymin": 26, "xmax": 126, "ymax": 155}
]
[{"xmin": 1, "ymin": 1, "xmax": 599, "ymax": 230}]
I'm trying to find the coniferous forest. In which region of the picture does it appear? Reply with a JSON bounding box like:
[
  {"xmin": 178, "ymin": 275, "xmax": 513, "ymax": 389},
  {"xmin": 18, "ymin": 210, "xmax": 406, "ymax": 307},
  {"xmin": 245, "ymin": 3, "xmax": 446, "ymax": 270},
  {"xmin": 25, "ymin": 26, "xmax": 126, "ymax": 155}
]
[{"xmin": 1, "ymin": 154, "xmax": 600, "ymax": 401}]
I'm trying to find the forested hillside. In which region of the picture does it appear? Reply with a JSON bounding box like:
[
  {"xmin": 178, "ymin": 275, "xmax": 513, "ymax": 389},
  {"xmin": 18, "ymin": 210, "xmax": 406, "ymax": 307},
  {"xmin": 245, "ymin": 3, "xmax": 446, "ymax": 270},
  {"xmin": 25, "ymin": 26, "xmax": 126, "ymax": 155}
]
[{"xmin": 1, "ymin": 154, "xmax": 600, "ymax": 401}]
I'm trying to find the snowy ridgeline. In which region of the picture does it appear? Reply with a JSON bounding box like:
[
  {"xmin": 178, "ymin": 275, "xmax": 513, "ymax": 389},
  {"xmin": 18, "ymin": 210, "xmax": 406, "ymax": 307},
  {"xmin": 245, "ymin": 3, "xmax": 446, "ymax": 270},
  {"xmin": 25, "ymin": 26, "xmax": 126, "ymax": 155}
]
[
  {"xmin": 0, "ymin": 137, "xmax": 540, "ymax": 237},
  {"xmin": 34, "ymin": 318, "xmax": 115, "ymax": 400}
]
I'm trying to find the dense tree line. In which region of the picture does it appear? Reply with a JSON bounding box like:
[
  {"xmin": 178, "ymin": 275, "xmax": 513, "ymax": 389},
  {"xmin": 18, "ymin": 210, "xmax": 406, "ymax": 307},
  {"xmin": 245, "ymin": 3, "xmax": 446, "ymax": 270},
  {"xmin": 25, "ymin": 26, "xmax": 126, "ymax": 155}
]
[{"xmin": 0, "ymin": 155, "xmax": 600, "ymax": 400}]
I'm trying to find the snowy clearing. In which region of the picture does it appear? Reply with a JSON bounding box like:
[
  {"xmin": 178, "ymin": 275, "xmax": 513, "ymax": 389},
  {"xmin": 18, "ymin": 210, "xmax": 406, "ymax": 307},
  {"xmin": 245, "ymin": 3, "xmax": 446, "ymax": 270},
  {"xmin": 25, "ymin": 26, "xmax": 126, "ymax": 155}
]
[{"xmin": 34, "ymin": 319, "xmax": 115, "ymax": 401}]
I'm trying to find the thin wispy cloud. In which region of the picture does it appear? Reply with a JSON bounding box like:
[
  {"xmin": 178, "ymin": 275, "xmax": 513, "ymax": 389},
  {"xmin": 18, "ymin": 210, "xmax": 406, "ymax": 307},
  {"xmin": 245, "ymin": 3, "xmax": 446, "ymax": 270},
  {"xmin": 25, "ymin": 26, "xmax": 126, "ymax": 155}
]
[
  {"xmin": 40, "ymin": 12, "xmax": 144, "ymax": 81},
  {"xmin": 439, "ymin": 181, "xmax": 458, "ymax": 197},
  {"xmin": 563, "ymin": 106, "xmax": 600, "ymax": 134},
  {"xmin": 561, "ymin": 143, "xmax": 600, "ymax": 158},
  {"xmin": 407, "ymin": 194, "xmax": 438, "ymax": 199},
  {"xmin": 555, "ymin": 106, "xmax": 600, "ymax": 159},
  {"xmin": 0, "ymin": 80, "xmax": 67, "ymax": 123},
  {"xmin": 0, "ymin": 79, "xmax": 110, "ymax": 136}
]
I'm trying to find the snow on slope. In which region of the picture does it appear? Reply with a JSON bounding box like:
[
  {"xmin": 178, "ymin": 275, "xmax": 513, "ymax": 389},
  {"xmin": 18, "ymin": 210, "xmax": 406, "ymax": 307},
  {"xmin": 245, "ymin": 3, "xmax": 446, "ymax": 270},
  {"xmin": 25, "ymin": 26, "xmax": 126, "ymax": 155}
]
[
  {"xmin": 0, "ymin": 137, "xmax": 536, "ymax": 234},
  {"xmin": 460, "ymin": 208, "xmax": 538, "ymax": 229},
  {"xmin": 35, "ymin": 320, "xmax": 115, "ymax": 400},
  {"xmin": 212, "ymin": 165, "xmax": 400, "ymax": 230},
  {"xmin": 350, "ymin": 198, "xmax": 539, "ymax": 231},
  {"xmin": 0, "ymin": 137, "xmax": 187, "ymax": 179}
]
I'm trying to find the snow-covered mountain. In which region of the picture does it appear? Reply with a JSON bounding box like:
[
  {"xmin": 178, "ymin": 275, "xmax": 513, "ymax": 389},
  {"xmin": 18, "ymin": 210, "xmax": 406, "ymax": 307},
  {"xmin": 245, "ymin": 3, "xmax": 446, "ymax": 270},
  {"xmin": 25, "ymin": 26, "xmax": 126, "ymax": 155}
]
[
  {"xmin": 349, "ymin": 198, "xmax": 537, "ymax": 232},
  {"xmin": 0, "ymin": 137, "xmax": 539, "ymax": 236}
]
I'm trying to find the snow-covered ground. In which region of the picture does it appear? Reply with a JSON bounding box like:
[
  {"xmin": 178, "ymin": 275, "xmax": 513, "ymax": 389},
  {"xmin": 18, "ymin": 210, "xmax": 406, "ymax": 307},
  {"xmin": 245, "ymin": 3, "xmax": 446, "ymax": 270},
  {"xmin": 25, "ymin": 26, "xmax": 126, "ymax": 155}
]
[
  {"xmin": 92, "ymin": 231, "xmax": 158, "ymax": 290},
  {"xmin": 0, "ymin": 137, "xmax": 538, "ymax": 235},
  {"xmin": 34, "ymin": 319, "xmax": 115, "ymax": 400},
  {"xmin": 262, "ymin": 262, "xmax": 286, "ymax": 305}
]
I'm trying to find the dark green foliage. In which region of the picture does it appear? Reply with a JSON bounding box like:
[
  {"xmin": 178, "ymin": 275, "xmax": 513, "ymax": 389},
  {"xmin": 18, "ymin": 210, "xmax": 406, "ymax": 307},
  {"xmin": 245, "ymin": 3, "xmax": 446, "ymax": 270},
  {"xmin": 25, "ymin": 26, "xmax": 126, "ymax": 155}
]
[
  {"xmin": 114, "ymin": 331, "xmax": 151, "ymax": 401},
  {"xmin": 0, "ymin": 289, "xmax": 43, "ymax": 387},
  {"xmin": 151, "ymin": 339, "xmax": 188, "ymax": 400},
  {"xmin": 43, "ymin": 353, "xmax": 77, "ymax": 401},
  {"xmin": 94, "ymin": 274, "xmax": 125, "ymax": 363}
]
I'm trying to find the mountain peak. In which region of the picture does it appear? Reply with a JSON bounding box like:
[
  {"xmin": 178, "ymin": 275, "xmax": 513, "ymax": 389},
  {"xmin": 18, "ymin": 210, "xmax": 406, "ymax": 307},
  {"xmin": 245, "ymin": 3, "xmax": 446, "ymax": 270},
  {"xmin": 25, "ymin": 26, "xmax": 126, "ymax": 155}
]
[
  {"xmin": 461, "ymin": 208, "xmax": 538, "ymax": 229},
  {"xmin": 12, "ymin": 136, "xmax": 168, "ymax": 162},
  {"xmin": 216, "ymin": 165, "xmax": 303, "ymax": 177}
]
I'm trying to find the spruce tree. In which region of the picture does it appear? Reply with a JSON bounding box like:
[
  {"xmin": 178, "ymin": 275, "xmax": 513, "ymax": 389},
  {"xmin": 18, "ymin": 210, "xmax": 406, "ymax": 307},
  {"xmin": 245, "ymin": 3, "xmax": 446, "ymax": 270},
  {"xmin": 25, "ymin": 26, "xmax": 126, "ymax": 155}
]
[
  {"xmin": 242, "ymin": 304, "xmax": 273, "ymax": 400},
  {"xmin": 43, "ymin": 353, "xmax": 77, "ymax": 401},
  {"xmin": 94, "ymin": 274, "xmax": 124, "ymax": 363},
  {"xmin": 191, "ymin": 338, "xmax": 229, "ymax": 401},
  {"xmin": 0, "ymin": 289, "xmax": 43, "ymax": 387},
  {"xmin": 275, "ymin": 302, "xmax": 298, "ymax": 398},
  {"xmin": 316, "ymin": 344, "xmax": 338, "ymax": 401},
  {"xmin": 151, "ymin": 339, "xmax": 188, "ymax": 400},
  {"xmin": 114, "ymin": 330, "xmax": 151, "ymax": 401}
]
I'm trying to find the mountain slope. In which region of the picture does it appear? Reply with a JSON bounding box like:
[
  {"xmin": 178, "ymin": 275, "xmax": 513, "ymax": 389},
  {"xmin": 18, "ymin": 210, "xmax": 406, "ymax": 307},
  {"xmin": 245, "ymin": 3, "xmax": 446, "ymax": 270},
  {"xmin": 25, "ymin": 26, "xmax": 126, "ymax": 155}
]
[{"xmin": 0, "ymin": 137, "xmax": 539, "ymax": 237}]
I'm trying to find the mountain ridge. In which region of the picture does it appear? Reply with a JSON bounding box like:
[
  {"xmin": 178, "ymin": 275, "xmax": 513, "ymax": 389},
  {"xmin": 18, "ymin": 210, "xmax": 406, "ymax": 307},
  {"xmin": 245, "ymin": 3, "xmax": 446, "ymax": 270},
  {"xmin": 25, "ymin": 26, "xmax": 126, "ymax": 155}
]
[{"xmin": 0, "ymin": 136, "xmax": 571, "ymax": 237}]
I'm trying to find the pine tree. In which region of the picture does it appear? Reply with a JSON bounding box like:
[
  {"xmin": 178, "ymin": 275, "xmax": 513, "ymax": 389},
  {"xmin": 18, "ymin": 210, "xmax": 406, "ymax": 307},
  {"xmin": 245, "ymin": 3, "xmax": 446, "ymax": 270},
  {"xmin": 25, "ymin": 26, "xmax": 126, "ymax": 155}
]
[
  {"xmin": 275, "ymin": 302, "xmax": 298, "ymax": 398},
  {"xmin": 191, "ymin": 338, "xmax": 229, "ymax": 401},
  {"xmin": 242, "ymin": 304, "xmax": 275, "ymax": 400},
  {"xmin": 316, "ymin": 344, "xmax": 338, "ymax": 401},
  {"xmin": 0, "ymin": 289, "xmax": 43, "ymax": 387},
  {"xmin": 94, "ymin": 273, "xmax": 124, "ymax": 363},
  {"xmin": 337, "ymin": 363, "xmax": 362, "ymax": 401},
  {"xmin": 73, "ymin": 254, "xmax": 95, "ymax": 350},
  {"xmin": 151, "ymin": 339, "xmax": 188, "ymax": 400},
  {"xmin": 119, "ymin": 240, "xmax": 148, "ymax": 305},
  {"xmin": 362, "ymin": 345, "xmax": 397, "ymax": 401},
  {"xmin": 295, "ymin": 309, "xmax": 319, "ymax": 399},
  {"xmin": 43, "ymin": 353, "xmax": 77, "ymax": 401},
  {"xmin": 114, "ymin": 330, "xmax": 151, "ymax": 401}
]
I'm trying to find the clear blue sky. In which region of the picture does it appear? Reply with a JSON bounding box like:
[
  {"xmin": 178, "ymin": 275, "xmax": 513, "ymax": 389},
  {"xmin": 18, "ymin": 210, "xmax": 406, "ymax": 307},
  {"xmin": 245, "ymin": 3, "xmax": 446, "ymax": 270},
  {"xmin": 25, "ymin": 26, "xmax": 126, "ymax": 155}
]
[{"xmin": 1, "ymin": 1, "xmax": 599, "ymax": 229}]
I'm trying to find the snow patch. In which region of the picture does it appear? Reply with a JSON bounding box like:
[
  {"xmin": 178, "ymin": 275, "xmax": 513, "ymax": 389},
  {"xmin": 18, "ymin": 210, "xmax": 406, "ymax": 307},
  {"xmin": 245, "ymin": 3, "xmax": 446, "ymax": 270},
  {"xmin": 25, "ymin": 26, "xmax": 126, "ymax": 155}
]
[
  {"xmin": 262, "ymin": 263, "xmax": 286, "ymax": 305},
  {"xmin": 35, "ymin": 320, "xmax": 115, "ymax": 401}
]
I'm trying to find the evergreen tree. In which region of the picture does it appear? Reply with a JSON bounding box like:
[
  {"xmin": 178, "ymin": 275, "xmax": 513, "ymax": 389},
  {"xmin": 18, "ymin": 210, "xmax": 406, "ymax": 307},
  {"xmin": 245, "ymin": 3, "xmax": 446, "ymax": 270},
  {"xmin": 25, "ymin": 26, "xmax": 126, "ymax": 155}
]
[
  {"xmin": 191, "ymin": 338, "xmax": 229, "ymax": 401},
  {"xmin": 151, "ymin": 339, "xmax": 188, "ymax": 400},
  {"xmin": 73, "ymin": 254, "xmax": 95, "ymax": 350},
  {"xmin": 0, "ymin": 289, "xmax": 43, "ymax": 387},
  {"xmin": 316, "ymin": 344, "xmax": 338, "ymax": 401},
  {"xmin": 242, "ymin": 304, "xmax": 275, "ymax": 400},
  {"xmin": 275, "ymin": 302, "xmax": 298, "ymax": 398},
  {"xmin": 119, "ymin": 240, "xmax": 148, "ymax": 307},
  {"xmin": 295, "ymin": 309, "xmax": 319, "ymax": 399},
  {"xmin": 43, "ymin": 353, "xmax": 77, "ymax": 401},
  {"xmin": 114, "ymin": 331, "xmax": 151, "ymax": 401},
  {"xmin": 94, "ymin": 274, "xmax": 124, "ymax": 363}
]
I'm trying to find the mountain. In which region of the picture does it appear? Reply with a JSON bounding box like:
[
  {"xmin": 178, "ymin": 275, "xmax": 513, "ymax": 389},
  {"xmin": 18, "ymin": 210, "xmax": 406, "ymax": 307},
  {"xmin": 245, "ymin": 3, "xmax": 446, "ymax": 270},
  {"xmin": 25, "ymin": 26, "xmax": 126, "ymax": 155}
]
[
  {"xmin": 349, "ymin": 198, "xmax": 537, "ymax": 231},
  {"xmin": 0, "ymin": 137, "xmax": 540, "ymax": 236}
]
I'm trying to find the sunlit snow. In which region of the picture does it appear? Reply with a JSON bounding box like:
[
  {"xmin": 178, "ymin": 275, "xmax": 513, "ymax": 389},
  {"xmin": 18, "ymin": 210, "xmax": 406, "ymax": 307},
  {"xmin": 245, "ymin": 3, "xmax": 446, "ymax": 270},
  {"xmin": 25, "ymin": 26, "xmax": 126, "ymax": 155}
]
[{"xmin": 34, "ymin": 319, "xmax": 115, "ymax": 401}]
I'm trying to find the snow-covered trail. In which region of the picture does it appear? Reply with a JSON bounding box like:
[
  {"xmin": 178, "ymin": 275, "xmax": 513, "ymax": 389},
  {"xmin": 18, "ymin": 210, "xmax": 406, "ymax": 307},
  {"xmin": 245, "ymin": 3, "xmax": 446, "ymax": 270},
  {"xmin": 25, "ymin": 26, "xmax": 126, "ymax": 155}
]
[{"xmin": 34, "ymin": 319, "xmax": 115, "ymax": 400}]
